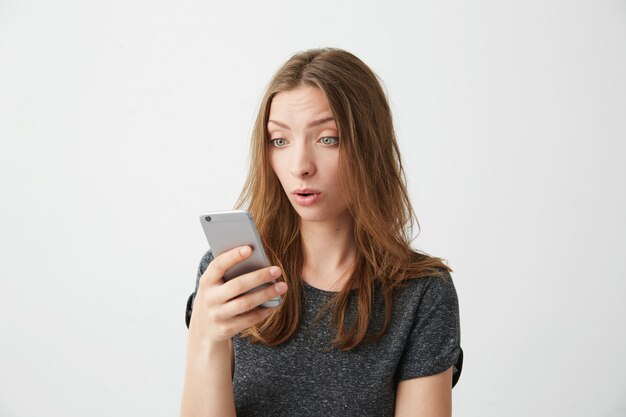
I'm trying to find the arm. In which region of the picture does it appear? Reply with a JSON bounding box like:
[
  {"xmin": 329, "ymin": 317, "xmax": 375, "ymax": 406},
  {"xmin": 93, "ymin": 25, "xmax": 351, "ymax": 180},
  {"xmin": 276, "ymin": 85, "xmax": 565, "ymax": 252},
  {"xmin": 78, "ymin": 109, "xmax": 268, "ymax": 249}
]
[
  {"xmin": 394, "ymin": 367, "xmax": 453, "ymax": 417},
  {"xmin": 394, "ymin": 274, "xmax": 461, "ymax": 416},
  {"xmin": 180, "ymin": 338, "xmax": 236, "ymax": 417},
  {"xmin": 180, "ymin": 246, "xmax": 287, "ymax": 417}
]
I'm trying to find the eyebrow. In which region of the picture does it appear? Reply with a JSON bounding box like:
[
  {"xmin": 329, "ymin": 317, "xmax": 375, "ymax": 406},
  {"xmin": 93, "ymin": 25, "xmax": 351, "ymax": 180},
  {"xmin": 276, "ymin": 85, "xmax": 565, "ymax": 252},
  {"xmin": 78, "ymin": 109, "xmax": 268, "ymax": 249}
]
[{"xmin": 268, "ymin": 116, "xmax": 336, "ymax": 130}]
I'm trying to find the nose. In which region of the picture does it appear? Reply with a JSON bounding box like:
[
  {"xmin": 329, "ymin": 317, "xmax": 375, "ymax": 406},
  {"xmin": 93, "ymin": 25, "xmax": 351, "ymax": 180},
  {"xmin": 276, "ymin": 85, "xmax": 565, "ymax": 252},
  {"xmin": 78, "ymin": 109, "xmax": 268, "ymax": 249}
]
[{"xmin": 289, "ymin": 142, "xmax": 316, "ymax": 178}]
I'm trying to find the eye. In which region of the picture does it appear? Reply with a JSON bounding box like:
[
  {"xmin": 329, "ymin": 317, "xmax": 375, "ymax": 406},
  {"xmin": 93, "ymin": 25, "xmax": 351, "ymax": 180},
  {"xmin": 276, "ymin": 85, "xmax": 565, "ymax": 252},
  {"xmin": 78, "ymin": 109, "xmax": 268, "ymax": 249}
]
[
  {"xmin": 319, "ymin": 137, "xmax": 339, "ymax": 146},
  {"xmin": 270, "ymin": 138, "xmax": 288, "ymax": 147}
]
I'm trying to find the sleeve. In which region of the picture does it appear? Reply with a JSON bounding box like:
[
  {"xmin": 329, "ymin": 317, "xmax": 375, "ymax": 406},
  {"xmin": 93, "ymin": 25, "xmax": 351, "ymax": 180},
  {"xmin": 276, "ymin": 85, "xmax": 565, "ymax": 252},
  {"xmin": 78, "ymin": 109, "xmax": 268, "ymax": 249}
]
[
  {"xmin": 396, "ymin": 272, "xmax": 463, "ymax": 387},
  {"xmin": 185, "ymin": 250, "xmax": 214, "ymax": 328}
]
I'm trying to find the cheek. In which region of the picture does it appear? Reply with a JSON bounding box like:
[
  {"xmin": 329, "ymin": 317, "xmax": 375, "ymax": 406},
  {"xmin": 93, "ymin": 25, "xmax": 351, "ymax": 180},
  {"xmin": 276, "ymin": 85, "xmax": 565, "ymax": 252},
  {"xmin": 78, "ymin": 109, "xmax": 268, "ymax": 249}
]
[
  {"xmin": 268, "ymin": 151, "xmax": 277, "ymax": 172},
  {"xmin": 269, "ymin": 153, "xmax": 285, "ymax": 183},
  {"xmin": 325, "ymin": 155, "xmax": 341, "ymax": 182}
]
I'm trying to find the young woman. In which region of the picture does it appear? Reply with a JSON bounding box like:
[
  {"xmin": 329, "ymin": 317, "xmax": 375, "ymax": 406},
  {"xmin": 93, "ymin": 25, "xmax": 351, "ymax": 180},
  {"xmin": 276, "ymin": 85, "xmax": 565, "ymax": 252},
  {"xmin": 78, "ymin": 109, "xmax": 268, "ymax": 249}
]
[{"xmin": 181, "ymin": 48, "xmax": 462, "ymax": 417}]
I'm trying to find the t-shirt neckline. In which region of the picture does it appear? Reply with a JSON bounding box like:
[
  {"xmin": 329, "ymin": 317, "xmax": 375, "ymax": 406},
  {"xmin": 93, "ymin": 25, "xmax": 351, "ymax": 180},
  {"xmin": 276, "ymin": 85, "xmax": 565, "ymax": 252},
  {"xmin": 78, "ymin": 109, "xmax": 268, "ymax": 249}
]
[{"xmin": 302, "ymin": 280, "xmax": 358, "ymax": 295}]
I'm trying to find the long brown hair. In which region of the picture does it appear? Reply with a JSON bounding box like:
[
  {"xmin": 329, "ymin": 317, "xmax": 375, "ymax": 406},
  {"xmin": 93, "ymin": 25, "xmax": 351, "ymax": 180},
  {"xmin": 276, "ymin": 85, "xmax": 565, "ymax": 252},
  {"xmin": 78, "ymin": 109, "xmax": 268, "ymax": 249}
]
[{"xmin": 237, "ymin": 48, "xmax": 451, "ymax": 350}]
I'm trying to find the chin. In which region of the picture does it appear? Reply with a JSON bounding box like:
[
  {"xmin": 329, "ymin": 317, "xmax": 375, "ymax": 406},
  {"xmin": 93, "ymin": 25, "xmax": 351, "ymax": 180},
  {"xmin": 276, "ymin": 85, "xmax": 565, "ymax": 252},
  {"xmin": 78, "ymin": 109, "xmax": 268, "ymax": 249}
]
[
  {"xmin": 292, "ymin": 206, "xmax": 351, "ymax": 225},
  {"xmin": 298, "ymin": 214, "xmax": 330, "ymax": 223},
  {"xmin": 292, "ymin": 207, "xmax": 323, "ymax": 222}
]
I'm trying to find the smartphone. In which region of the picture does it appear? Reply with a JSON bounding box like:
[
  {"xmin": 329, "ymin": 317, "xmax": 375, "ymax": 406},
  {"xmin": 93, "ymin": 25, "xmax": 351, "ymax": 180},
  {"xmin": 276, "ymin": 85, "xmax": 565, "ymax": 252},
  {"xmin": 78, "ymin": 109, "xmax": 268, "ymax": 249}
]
[{"xmin": 199, "ymin": 210, "xmax": 281, "ymax": 308}]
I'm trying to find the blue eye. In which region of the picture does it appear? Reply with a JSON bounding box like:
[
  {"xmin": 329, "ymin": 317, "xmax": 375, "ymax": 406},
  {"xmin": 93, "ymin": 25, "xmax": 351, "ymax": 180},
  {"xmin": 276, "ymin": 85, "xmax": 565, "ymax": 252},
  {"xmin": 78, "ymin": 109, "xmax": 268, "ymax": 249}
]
[
  {"xmin": 320, "ymin": 137, "xmax": 339, "ymax": 145},
  {"xmin": 271, "ymin": 138, "xmax": 288, "ymax": 147}
]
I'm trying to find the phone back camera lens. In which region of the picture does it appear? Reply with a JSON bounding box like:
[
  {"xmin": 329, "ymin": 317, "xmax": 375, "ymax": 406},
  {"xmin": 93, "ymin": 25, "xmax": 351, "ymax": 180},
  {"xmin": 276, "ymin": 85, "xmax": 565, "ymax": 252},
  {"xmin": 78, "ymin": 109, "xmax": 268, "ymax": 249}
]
[{"xmin": 205, "ymin": 216, "xmax": 212, "ymax": 222}]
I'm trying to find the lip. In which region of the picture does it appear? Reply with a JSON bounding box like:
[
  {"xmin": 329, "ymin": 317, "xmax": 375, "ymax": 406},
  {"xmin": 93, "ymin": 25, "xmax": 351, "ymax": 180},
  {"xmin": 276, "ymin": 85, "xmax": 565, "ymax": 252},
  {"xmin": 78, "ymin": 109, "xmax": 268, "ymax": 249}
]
[
  {"xmin": 291, "ymin": 189, "xmax": 322, "ymax": 206},
  {"xmin": 293, "ymin": 188, "xmax": 321, "ymax": 195}
]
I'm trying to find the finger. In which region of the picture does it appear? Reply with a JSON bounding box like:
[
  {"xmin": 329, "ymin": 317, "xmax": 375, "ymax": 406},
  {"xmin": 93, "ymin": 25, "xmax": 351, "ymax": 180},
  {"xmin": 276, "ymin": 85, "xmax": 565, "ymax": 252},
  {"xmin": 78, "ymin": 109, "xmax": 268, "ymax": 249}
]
[
  {"xmin": 228, "ymin": 305, "xmax": 277, "ymax": 335},
  {"xmin": 207, "ymin": 306, "xmax": 276, "ymax": 341},
  {"xmin": 220, "ymin": 265, "xmax": 282, "ymax": 301},
  {"xmin": 221, "ymin": 281, "xmax": 287, "ymax": 317},
  {"xmin": 199, "ymin": 246, "xmax": 252, "ymax": 286}
]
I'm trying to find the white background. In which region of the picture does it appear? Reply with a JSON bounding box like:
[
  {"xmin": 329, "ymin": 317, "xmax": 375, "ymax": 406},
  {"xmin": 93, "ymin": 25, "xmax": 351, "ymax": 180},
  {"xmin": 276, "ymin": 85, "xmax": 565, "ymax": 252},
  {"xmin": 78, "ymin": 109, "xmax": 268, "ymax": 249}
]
[{"xmin": 1, "ymin": 1, "xmax": 625, "ymax": 416}]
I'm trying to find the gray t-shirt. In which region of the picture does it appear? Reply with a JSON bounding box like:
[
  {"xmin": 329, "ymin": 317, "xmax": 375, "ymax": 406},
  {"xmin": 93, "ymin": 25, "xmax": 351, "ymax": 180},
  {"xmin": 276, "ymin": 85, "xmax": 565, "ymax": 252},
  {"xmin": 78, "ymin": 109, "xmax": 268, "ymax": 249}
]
[{"xmin": 190, "ymin": 250, "xmax": 462, "ymax": 417}]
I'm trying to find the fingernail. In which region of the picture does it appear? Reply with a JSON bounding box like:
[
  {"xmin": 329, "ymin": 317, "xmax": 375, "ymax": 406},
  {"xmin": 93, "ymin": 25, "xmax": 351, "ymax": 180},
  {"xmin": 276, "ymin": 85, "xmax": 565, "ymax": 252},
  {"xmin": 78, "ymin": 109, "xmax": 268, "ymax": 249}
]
[
  {"xmin": 274, "ymin": 282, "xmax": 287, "ymax": 293},
  {"xmin": 240, "ymin": 246, "xmax": 250, "ymax": 256},
  {"xmin": 269, "ymin": 266, "xmax": 281, "ymax": 277}
]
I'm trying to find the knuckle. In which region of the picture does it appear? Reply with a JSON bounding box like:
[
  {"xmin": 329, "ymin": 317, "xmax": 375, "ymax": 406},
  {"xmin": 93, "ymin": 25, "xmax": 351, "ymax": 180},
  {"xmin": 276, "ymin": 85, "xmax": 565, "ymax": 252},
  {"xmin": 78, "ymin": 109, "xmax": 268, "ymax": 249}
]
[
  {"xmin": 231, "ymin": 279, "xmax": 246, "ymax": 296},
  {"xmin": 198, "ymin": 275, "xmax": 214, "ymax": 291},
  {"xmin": 196, "ymin": 287, "xmax": 216, "ymax": 306},
  {"xmin": 207, "ymin": 260, "xmax": 226, "ymax": 277},
  {"xmin": 258, "ymin": 270, "xmax": 271, "ymax": 284},
  {"xmin": 236, "ymin": 297, "xmax": 253, "ymax": 313},
  {"xmin": 220, "ymin": 323, "xmax": 235, "ymax": 338},
  {"xmin": 206, "ymin": 308, "xmax": 220, "ymax": 324},
  {"xmin": 251, "ymin": 272, "xmax": 268, "ymax": 289}
]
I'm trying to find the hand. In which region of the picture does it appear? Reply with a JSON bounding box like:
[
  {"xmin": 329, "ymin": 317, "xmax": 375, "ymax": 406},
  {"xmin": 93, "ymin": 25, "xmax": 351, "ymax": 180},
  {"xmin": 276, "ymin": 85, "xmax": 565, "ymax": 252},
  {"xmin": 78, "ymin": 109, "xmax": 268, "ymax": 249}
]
[{"xmin": 188, "ymin": 246, "xmax": 288, "ymax": 344}]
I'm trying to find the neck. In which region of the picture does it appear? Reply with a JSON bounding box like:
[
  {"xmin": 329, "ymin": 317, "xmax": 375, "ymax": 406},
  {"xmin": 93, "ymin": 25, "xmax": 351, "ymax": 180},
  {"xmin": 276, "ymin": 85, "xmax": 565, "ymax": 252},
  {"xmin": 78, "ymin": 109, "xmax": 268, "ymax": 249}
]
[{"xmin": 299, "ymin": 213, "xmax": 356, "ymax": 292}]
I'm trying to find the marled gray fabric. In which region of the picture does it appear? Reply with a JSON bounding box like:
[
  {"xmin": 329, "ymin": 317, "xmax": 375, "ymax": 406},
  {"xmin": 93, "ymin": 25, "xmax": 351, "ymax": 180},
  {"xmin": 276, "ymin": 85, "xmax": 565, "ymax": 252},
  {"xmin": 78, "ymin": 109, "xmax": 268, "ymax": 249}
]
[{"xmin": 193, "ymin": 250, "xmax": 461, "ymax": 416}]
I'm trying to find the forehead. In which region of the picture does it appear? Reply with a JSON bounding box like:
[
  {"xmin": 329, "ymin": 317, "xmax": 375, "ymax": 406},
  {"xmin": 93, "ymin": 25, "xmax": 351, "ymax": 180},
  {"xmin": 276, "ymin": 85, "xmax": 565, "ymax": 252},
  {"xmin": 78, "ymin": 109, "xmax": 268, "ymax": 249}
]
[{"xmin": 269, "ymin": 85, "xmax": 332, "ymax": 120}]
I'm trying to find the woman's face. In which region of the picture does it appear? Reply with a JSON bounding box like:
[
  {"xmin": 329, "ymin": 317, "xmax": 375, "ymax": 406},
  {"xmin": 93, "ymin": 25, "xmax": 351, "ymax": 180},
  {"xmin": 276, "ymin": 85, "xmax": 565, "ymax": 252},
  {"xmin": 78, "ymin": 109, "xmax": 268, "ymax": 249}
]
[{"xmin": 268, "ymin": 85, "xmax": 350, "ymax": 225}]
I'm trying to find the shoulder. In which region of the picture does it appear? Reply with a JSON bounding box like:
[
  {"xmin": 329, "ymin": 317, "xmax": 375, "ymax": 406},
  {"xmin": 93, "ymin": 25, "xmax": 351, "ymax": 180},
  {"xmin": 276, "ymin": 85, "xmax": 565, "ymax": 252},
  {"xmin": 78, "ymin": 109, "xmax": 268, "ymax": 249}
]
[
  {"xmin": 391, "ymin": 270, "xmax": 463, "ymax": 386},
  {"xmin": 392, "ymin": 270, "xmax": 459, "ymax": 313},
  {"xmin": 186, "ymin": 250, "xmax": 215, "ymax": 328},
  {"xmin": 191, "ymin": 250, "xmax": 214, "ymax": 295},
  {"xmin": 196, "ymin": 250, "xmax": 214, "ymax": 279}
]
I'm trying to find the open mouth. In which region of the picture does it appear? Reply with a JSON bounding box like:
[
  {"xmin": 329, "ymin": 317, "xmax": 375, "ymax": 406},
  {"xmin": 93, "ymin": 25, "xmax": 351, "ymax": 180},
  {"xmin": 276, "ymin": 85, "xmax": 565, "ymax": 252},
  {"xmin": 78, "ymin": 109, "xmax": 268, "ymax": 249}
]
[{"xmin": 292, "ymin": 191, "xmax": 321, "ymax": 206}]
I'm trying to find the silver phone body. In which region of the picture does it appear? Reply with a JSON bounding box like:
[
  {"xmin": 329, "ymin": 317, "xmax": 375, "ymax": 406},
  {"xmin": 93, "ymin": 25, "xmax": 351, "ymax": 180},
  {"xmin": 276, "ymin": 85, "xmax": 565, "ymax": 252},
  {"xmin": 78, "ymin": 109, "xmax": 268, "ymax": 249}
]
[{"xmin": 199, "ymin": 210, "xmax": 281, "ymax": 308}]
